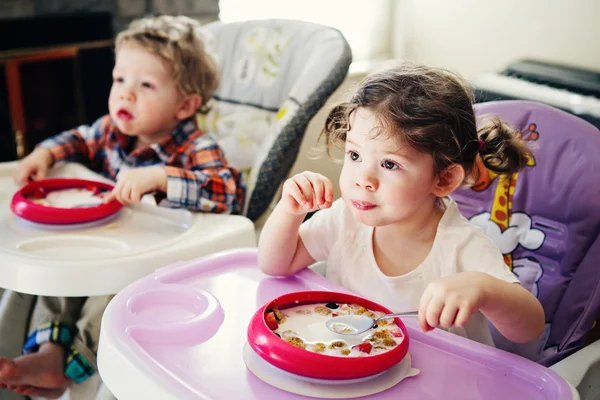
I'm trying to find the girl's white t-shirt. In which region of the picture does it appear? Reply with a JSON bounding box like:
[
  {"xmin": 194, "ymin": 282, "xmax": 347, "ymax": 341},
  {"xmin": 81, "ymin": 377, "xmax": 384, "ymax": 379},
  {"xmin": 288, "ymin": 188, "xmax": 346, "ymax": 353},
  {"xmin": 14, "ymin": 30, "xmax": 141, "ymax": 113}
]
[{"xmin": 298, "ymin": 197, "xmax": 519, "ymax": 346}]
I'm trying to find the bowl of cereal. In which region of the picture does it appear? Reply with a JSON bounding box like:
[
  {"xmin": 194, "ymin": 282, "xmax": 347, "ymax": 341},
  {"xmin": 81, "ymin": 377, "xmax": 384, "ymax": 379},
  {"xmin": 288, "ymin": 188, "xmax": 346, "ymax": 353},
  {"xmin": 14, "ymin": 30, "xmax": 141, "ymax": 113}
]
[
  {"xmin": 247, "ymin": 290, "xmax": 409, "ymax": 380},
  {"xmin": 11, "ymin": 178, "xmax": 122, "ymax": 225}
]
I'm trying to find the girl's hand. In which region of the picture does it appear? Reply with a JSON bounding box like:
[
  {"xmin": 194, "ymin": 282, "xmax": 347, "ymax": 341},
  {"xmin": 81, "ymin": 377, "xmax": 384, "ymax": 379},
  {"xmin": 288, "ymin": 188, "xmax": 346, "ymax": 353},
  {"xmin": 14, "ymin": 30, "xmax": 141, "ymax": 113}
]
[
  {"xmin": 104, "ymin": 167, "xmax": 167, "ymax": 205},
  {"xmin": 418, "ymin": 272, "xmax": 490, "ymax": 332},
  {"xmin": 13, "ymin": 148, "xmax": 53, "ymax": 186},
  {"xmin": 280, "ymin": 171, "xmax": 334, "ymax": 215}
]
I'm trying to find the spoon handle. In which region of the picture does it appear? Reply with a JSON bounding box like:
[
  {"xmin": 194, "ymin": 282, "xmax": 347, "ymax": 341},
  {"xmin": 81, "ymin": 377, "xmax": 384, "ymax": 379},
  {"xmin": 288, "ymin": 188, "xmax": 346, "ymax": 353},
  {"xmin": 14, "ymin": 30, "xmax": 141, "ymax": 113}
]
[{"xmin": 374, "ymin": 311, "xmax": 418, "ymax": 323}]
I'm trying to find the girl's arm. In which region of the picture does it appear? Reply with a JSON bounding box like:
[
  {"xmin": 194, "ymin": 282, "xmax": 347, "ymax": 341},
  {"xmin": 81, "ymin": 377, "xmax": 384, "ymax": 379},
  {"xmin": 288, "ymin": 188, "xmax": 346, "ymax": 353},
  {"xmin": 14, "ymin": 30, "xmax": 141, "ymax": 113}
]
[
  {"xmin": 479, "ymin": 274, "xmax": 545, "ymax": 343},
  {"xmin": 419, "ymin": 272, "xmax": 545, "ymax": 344},
  {"xmin": 257, "ymin": 201, "xmax": 315, "ymax": 276},
  {"xmin": 257, "ymin": 171, "xmax": 334, "ymax": 276}
]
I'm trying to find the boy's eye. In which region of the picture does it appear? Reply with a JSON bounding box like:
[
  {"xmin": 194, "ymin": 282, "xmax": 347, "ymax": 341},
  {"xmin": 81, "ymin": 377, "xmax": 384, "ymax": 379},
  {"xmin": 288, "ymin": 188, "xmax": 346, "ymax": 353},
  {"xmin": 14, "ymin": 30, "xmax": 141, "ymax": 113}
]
[
  {"xmin": 348, "ymin": 151, "xmax": 361, "ymax": 161},
  {"xmin": 113, "ymin": 77, "xmax": 124, "ymax": 83},
  {"xmin": 382, "ymin": 160, "xmax": 398, "ymax": 170},
  {"xmin": 141, "ymin": 82, "xmax": 154, "ymax": 89}
]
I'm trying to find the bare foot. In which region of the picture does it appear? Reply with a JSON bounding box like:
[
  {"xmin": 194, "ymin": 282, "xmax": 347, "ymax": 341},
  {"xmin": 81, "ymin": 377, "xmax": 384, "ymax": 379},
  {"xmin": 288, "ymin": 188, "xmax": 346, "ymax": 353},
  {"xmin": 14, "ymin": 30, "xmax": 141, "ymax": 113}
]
[{"xmin": 0, "ymin": 342, "xmax": 71, "ymax": 395}]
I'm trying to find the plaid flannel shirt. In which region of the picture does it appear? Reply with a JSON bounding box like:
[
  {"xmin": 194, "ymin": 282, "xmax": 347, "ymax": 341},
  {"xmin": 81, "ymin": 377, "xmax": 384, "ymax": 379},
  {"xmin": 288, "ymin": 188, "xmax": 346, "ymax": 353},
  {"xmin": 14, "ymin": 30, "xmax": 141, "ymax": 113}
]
[{"xmin": 38, "ymin": 115, "xmax": 244, "ymax": 213}]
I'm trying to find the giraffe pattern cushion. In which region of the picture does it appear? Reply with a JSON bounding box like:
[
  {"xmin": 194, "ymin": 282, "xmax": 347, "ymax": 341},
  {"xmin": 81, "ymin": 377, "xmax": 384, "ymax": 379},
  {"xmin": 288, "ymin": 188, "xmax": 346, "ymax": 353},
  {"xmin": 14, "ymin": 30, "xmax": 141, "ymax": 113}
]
[{"xmin": 453, "ymin": 100, "xmax": 600, "ymax": 366}]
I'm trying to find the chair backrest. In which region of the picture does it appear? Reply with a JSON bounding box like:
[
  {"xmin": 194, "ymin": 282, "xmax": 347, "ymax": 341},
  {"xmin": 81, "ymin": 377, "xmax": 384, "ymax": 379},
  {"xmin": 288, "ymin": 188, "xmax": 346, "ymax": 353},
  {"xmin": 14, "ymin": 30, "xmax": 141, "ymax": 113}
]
[
  {"xmin": 198, "ymin": 19, "xmax": 352, "ymax": 221},
  {"xmin": 453, "ymin": 100, "xmax": 600, "ymax": 366}
]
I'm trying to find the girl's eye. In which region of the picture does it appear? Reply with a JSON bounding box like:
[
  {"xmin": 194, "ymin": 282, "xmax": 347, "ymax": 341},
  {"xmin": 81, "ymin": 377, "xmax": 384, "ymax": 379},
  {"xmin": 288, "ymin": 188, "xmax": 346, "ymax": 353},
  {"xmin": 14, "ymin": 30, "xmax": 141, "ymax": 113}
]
[
  {"xmin": 348, "ymin": 151, "xmax": 361, "ymax": 161},
  {"xmin": 142, "ymin": 82, "xmax": 154, "ymax": 89},
  {"xmin": 113, "ymin": 77, "xmax": 124, "ymax": 83},
  {"xmin": 382, "ymin": 160, "xmax": 398, "ymax": 170}
]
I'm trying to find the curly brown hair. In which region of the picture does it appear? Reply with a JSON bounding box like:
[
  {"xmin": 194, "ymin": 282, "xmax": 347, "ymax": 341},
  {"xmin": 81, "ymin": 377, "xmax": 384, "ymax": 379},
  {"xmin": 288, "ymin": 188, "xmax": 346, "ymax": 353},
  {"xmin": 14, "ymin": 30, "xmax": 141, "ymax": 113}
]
[
  {"xmin": 321, "ymin": 63, "xmax": 530, "ymax": 183},
  {"xmin": 115, "ymin": 15, "xmax": 219, "ymax": 114}
]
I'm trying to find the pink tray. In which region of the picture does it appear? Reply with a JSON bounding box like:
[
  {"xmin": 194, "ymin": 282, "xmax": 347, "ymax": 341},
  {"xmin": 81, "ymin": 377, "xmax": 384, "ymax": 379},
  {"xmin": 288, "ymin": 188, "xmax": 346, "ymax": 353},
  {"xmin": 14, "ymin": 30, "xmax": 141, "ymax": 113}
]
[{"xmin": 99, "ymin": 249, "xmax": 572, "ymax": 399}]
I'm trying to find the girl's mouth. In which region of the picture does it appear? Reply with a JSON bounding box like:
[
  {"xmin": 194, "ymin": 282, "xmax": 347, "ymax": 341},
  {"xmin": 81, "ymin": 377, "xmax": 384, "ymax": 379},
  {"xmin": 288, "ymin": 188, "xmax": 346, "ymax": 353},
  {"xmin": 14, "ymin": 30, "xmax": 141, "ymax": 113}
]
[{"xmin": 352, "ymin": 200, "xmax": 376, "ymax": 211}]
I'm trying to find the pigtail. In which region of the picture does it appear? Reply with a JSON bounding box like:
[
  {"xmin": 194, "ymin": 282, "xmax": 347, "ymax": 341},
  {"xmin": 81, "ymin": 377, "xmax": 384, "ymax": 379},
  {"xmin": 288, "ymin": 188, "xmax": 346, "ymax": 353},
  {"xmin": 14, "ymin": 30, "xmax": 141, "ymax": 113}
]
[{"xmin": 477, "ymin": 116, "xmax": 531, "ymax": 176}]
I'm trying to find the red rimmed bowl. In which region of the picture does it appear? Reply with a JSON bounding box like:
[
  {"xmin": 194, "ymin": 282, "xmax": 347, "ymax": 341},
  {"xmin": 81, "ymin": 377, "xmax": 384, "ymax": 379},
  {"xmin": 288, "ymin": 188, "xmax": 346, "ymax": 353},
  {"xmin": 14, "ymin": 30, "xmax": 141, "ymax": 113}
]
[
  {"xmin": 11, "ymin": 178, "xmax": 123, "ymax": 225},
  {"xmin": 247, "ymin": 290, "xmax": 409, "ymax": 380}
]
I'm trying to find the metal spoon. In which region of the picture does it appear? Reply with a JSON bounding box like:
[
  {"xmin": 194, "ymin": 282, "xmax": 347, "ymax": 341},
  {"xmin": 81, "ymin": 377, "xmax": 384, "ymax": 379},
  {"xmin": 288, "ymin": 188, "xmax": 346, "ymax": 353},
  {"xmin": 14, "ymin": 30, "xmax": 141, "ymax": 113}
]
[{"xmin": 325, "ymin": 311, "xmax": 418, "ymax": 335}]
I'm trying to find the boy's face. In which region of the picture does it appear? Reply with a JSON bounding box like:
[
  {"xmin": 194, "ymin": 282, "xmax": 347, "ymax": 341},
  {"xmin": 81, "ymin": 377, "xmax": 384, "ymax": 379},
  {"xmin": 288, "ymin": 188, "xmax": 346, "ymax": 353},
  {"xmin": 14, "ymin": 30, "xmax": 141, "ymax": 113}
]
[{"xmin": 109, "ymin": 44, "xmax": 186, "ymax": 142}]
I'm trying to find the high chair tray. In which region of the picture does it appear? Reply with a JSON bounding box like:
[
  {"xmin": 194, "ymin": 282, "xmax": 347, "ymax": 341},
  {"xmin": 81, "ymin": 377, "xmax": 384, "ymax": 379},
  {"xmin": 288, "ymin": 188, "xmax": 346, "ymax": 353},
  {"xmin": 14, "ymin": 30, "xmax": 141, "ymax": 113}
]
[
  {"xmin": 98, "ymin": 248, "xmax": 574, "ymax": 400},
  {"xmin": 0, "ymin": 162, "xmax": 256, "ymax": 296}
]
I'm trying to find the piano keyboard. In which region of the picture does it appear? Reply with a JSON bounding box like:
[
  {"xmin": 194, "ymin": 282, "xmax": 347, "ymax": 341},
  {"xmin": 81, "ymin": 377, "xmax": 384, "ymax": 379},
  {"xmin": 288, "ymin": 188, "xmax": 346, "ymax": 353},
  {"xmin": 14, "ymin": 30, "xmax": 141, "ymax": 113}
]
[{"xmin": 473, "ymin": 72, "xmax": 600, "ymax": 119}]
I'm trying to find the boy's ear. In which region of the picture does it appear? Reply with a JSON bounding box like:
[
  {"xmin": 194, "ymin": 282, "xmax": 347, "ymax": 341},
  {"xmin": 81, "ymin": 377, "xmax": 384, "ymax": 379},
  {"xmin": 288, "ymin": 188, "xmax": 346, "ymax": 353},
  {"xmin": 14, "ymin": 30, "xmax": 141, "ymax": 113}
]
[
  {"xmin": 176, "ymin": 94, "xmax": 202, "ymax": 120},
  {"xmin": 431, "ymin": 164, "xmax": 465, "ymax": 197}
]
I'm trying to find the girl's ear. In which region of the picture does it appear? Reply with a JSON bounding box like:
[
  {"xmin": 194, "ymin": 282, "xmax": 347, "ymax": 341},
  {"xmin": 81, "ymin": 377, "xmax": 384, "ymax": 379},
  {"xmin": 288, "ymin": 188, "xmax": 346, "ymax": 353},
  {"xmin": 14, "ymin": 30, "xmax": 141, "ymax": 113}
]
[
  {"xmin": 176, "ymin": 94, "xmax": 202, "ymax": 120},
  {"xmin": 432, "ymin": 164, "xmax": 465, "ymax": 197}
]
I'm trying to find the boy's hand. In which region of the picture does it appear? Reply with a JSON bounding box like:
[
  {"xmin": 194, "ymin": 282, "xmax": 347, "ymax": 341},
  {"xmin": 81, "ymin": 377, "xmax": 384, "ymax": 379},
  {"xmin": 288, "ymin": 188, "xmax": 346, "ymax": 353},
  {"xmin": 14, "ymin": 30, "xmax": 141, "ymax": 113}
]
[
  {"xmin": 418, "ymin": 272, "xmax": 490, "ymax": 332},
  {"xmin": 13, "ymin": 148, "xmax": 53, "ymax": 186},
  {"xmin": 280, "ymin": 171, "xmax": 334, "ymax": 215},
  {"xmin": 105, "ymin": 167, "xmax": 167, "ymax": 205}
]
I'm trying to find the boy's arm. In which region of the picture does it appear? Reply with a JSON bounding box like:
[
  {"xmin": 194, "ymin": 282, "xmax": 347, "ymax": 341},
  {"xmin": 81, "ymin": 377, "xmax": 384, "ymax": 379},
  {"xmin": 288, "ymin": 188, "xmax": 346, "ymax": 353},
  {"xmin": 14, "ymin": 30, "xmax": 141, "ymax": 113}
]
[
  {"xmin": 161, "ymin": 143, "xmax": 243, "ymax": 214},
  {"xmin": 37, "ymin": 115, "xmax": 109, "ymax": 166}
]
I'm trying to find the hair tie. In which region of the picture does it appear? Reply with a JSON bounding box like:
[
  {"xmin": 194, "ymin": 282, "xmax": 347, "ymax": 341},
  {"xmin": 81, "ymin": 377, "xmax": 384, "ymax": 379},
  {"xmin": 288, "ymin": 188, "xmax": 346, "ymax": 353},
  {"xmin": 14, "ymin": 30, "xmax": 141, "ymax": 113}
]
[{"xmin": 478, "ymin": 139, "xmax": 486, "ymax": 153}]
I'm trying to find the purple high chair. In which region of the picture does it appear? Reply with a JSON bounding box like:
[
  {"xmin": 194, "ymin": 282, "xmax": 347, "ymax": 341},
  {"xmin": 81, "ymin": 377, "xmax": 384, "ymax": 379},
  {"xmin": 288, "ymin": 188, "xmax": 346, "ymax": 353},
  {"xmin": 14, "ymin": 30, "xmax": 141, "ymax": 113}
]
[{"xmin": 453, "ymin": 100, "xmax": 600, "ymax": 397}]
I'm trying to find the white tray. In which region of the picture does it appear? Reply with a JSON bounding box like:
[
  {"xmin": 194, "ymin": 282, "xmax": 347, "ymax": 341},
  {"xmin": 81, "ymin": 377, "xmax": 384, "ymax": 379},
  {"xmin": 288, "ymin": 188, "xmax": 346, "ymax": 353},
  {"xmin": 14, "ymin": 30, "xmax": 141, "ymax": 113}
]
[{"xmin": 0, "ymin": 162, "xmax": 256, "ymax": 296}]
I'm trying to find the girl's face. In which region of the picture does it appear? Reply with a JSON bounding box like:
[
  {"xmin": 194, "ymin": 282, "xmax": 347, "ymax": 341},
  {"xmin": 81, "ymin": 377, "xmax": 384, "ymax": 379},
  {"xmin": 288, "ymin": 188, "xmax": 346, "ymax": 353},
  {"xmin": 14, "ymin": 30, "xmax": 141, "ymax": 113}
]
[{"xmin": 339, "ymin": 107, "xmax": 440, "ymax": 227}]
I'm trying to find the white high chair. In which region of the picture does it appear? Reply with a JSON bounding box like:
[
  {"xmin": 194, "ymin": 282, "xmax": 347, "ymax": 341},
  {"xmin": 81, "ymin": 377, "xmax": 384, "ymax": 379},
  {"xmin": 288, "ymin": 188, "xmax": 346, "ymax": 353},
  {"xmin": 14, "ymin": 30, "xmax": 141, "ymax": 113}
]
[
  {"xmin": 0, "ymin": 16, "xmax": 352, "ymax": 297},
  {"xmin": 0, "ymin": 161, "xmax": 256, "ymax": 296}
]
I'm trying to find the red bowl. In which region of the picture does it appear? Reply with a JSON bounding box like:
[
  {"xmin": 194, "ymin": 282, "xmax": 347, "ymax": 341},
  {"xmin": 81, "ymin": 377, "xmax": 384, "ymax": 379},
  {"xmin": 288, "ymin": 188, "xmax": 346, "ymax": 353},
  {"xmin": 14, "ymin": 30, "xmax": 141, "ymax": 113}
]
[
  {"xmin": 247, "ymin": 290, "xmax": 409, "ymax": 380},
  {"xmin": 11, "ymin": 178, "xmax": 123, "ymax": 225}
]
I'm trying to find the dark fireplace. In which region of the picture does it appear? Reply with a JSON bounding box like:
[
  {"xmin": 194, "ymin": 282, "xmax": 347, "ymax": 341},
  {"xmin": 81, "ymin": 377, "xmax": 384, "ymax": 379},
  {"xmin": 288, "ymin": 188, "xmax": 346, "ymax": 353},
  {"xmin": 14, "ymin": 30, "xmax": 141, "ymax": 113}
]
[{"xmin": 0, "ymin": 12, "xmax": 114, "ymax": 161}]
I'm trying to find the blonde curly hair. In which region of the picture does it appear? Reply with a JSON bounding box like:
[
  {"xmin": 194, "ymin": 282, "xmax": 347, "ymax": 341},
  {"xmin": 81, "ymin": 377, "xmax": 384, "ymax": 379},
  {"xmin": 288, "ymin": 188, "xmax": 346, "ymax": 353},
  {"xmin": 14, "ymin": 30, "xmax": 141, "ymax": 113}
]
[{"xmin": 115, "ymin": 15, "xmax": 219, "ymax": 114}]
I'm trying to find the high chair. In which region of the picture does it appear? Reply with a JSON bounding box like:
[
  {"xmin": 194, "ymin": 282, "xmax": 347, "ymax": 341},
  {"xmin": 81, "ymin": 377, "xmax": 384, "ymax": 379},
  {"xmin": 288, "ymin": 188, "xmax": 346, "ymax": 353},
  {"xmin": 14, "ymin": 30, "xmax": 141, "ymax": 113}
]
[
  {"xmin": 452, "ymin": 100, "xmax": 600, "ymax": 400},
  {"xmin": 197, "ymin": 18, "xmax": 352, "ymax": 222},
  {"xmin": 0, "ymin": 18, "xmax": 351, "ymax": 297}
]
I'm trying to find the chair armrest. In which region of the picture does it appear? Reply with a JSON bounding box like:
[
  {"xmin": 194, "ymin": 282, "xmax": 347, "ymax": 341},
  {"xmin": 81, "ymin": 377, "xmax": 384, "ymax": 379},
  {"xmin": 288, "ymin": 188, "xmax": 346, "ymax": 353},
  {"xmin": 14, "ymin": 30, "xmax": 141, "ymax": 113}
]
[{"xmin": 550, "ymin": 339, "xmax": 600, "ymax": 399}]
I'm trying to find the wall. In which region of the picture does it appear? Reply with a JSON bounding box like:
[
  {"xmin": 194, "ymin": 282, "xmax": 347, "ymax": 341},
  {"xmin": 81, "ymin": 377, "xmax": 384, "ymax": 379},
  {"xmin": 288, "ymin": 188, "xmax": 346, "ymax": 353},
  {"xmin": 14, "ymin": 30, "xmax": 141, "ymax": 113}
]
[
  {"xmin": 393, "ymin": 0, "xmax": 600, "ymax": 79},
  {"xmin": 0, "ymin": 0, "xmax": 219, "ymax": 32}
]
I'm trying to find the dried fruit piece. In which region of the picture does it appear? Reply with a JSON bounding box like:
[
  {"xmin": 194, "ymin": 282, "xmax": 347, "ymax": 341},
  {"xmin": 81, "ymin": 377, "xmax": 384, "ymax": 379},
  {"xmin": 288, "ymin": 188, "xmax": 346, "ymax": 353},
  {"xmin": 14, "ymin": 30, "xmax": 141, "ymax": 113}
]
[
  {"xmin": 32, "ymin": 188, "xmax": 46, "ymax": 199},
  {"xmin": 390, "ymin": 328, "xmax": 403, "ymax": 338},
  {"xmin": 352, "ymin": 342, "xmax": 373, "ymax": 354},
  {"xmin": 265, "ymin": 312, "xmax": 278, "ymax": 330},
  {"xmin": 325, "ymin": 302, "xmax": 339, "ymax": 309}
]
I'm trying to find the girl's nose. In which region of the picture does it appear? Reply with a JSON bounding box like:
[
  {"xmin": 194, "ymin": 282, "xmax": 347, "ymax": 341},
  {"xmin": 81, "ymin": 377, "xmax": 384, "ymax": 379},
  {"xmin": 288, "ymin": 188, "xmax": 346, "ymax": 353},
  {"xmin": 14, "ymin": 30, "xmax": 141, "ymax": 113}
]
[{"xmin": 355, "ymin": 172, "xmax": 378, "ymax": 191}]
